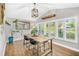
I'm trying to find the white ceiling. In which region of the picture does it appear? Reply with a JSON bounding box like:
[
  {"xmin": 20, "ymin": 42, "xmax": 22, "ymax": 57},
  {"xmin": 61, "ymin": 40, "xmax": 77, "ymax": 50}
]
[{"xmin": 5, "ymin": 3, "xmax": 79, "ymax": 21}]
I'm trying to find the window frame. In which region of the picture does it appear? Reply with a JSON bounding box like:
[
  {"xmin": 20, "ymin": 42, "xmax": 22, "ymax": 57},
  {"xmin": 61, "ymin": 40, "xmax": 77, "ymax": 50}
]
[
  {"xmin": 49, "ymin": 21, "xmax": 56, "ymax": 37},
  {"xmin": 56, "ymin": 20, "xmax": 65, "ymax": 40},
  {"xmin": 64, "ymin": 17, "xmax": 78, "ymax": 43},
  {"xmin": 56, "ymin": 17, "xmax": 78, "ymax": 43},
  {"xmin": 34, "ymin": 16, "xmax": 78, "ymax": 43},
  {"xmin": 37, "ymin": 22, "xmax": 49, "ymax": 37}
]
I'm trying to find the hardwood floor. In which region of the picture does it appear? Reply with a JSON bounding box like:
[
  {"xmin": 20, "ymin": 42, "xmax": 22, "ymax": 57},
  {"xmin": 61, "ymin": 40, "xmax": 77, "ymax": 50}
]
[
  {"xmin": 5, "ymin": 40, "xmax": 33, "ymax": 56},
  {"xmin": 5, "ymin": 40, "xmax": 79, "ymax": 56},
  {"xmin": 53, "ymin": 44, "xmax": 79, "ymax": 56}
]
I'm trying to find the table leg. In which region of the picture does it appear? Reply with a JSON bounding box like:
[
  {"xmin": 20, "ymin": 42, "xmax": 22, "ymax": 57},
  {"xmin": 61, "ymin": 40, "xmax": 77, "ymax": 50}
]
[
  {"xmin": 37, "ymin": 44, "xmax": 39, "ymax": 56},
  {"xmin": 50, "ymin": 39, "xmax": 53, "ymax": 56},
  {"xmin": 43, "ymin": 42, "xmax": 45, "ymax": 52}
]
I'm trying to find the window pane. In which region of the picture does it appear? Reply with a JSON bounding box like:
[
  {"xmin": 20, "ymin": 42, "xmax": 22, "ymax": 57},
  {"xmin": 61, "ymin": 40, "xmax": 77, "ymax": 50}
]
[
  {"xmin": 39, "ymin": 24, "xmax": 44, "ymax": 35},
  {"xmin": 66, "ymin": 20, "xmax": 75, "ymax": 40},
  {"xmin": 38, "ymin": 23, "xmax": 48, "ymax": 37},
  {"xmin": 50, "ymin": 22, "xmax": 56, "ymax": 36},
  {"xmin": 58, "ymin": 21, "xmax": 64, "ymax": 38},
  {"xmin": 44, "ymin": 23, "xmax": 48, "ymax": 37}
]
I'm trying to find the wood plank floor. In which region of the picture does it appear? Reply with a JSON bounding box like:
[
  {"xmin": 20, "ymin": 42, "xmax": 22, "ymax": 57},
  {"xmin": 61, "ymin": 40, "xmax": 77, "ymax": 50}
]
[
  {"xmin": 5, "ymin": 40, "xmax": 79, "ymax": 56},
  {"xmin": 53, "ymin": 44, "xmax": 79, "ymax": 56}
]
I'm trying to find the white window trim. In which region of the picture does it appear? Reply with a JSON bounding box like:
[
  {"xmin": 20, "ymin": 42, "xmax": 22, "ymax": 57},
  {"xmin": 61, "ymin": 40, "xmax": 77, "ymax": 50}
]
[
  {"xmin": 65, "ymin": 17, "xmax": 78, "ymax": 43},
  {"xmin": 49, "ymin": 21, "xmax": 56, "ymax": 37},
  {"xmin": 36, "ymin": 16, "xmax": 78, "ymax": 43},
  {"xmin": 55, "ymin": 16, "xmax": 78, "ymax": 43}
]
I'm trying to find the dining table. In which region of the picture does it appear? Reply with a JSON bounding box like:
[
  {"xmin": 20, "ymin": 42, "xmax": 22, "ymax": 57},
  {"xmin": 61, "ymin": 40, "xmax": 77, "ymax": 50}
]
[{"xmin": 30, "ymin": 36, "xmax": 53, "ymax": 56}]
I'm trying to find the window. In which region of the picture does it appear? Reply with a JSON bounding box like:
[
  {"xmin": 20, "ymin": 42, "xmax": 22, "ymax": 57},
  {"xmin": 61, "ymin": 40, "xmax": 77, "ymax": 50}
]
[
  {"xmin": 65, "ymin": 19, "xmax": 75, "ymax": 40},
  {"xmin": 58, "ymin": 21, "xmax": 64, "ymax": 38},
  {"xmin": 31, "ymin": 17, "xmax": 78, "ymax": 43},
  {"xmin": 57, "ymin": 17, "xmax": 77, "ymax": 43},
  {"xmin": 39, "ymin": 23, "xmax": 44, "ymax": 35},
  {"xmin": 43, "ymin": 23, "xmax": 48, "ymax": 37},
  {"xmin": 38, "ymin": 23, "xmax": 48, "ymax": 37},
  {"xmin": 50, "ymin": 22, "xmax": 56, "ymax": 36}
]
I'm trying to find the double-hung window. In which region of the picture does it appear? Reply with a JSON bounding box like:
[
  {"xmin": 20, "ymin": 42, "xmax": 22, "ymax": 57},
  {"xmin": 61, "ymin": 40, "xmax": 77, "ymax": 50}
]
[
  {"xmin": 65, "ymin": 17, "xmax": 77, "ymax": 43},
  {"xmin": 50, "ymin": 21, "xmax": 56, "ymax": 37}
]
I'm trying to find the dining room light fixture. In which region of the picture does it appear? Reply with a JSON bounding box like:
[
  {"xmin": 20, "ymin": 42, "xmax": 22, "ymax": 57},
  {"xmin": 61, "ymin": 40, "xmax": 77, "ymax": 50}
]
[{"xmin": 31, "ymin": 3, "xmax": 38, "ymax": 18}]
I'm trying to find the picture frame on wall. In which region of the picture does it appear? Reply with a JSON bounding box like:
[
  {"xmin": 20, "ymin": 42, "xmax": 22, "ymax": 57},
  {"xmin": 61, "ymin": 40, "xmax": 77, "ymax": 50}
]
[{"xmin": 16, "ymin": 21, "xmax": 30, "ymax": 30}]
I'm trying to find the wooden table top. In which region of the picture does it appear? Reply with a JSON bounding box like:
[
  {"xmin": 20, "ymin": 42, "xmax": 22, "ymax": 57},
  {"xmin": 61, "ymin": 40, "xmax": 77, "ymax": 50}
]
[{"xmin": 30, "ymin": 36, "xmax": 48, "ymax": 43}]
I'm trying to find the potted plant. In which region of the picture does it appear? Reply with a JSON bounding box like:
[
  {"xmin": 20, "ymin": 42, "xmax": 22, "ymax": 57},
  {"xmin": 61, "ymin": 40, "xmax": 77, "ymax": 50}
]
[{"xmin": 31, "ymin": 27, "xmax": 38, "ymax": 37}]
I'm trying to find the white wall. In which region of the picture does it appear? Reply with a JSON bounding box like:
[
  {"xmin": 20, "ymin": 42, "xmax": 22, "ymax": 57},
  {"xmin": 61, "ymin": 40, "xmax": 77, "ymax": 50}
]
[
  {"xmin": 0, "ymin": 25, "xmax": 6, "ymax": 56},
  {"xmin": 5, "ymin": 24, "xmax": 12, "ymax": 42}
]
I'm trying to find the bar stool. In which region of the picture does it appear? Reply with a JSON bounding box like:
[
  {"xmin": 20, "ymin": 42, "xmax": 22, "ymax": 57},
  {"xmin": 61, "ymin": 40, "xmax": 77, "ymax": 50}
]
[
  {"xmin": 38, "ymin": 43, "xmax": 44, "ymax": 55},
  {"xmin": 29, "ymin": 38, "xmax": 38, "ymax": 56},
  {"xmin": 23, "ymin": 35, "xmax": 30, "ymax": 50}
]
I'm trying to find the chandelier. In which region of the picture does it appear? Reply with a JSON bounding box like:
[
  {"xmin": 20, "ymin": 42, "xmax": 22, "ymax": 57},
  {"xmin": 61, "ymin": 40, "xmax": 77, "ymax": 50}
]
[{"xmin": 31, "ymin": 3, "xmax": 38, "ymax": 18}]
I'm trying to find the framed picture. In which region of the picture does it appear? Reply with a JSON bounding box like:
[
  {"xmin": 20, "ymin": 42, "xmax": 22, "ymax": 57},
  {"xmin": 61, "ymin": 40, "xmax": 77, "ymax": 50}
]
[{"xmin": 16, "ymin": 21, "xmax": 30, "ymax": 30}]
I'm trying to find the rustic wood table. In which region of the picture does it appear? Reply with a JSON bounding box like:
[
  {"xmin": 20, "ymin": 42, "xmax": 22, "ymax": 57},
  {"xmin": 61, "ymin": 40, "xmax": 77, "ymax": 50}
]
[{"xmin": 30, "ymin": 36, "xmax": 53, "ymax": 56}]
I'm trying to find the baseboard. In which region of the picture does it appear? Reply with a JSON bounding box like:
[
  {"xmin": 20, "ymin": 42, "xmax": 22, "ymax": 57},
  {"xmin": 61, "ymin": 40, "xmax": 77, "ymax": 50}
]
[
  {"xmin": 0, "ymin": 41, "xmax": 7, "ymax": 56},
  {"xmin": 53, "ymin": 42, "xmax": 79, "ymax": 52},
  {"xmin": 2, "ymin": 42, "xmax": 7, "ymax": 56}
]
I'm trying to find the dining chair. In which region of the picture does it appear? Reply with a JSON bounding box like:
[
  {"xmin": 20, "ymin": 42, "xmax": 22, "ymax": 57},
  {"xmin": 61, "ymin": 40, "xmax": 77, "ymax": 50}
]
[
  {"xmin": 23, "ymin": 35, "xmax": 30, "ymax": 50},
  {"xmin": 29, "ymin": 38, "xmax": 38, "ymax": 56}
]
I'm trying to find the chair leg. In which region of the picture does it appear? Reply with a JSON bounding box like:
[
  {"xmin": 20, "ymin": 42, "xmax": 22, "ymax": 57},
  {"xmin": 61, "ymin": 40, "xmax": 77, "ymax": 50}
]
[
  {"xmin": 28, "ymin": 44, "xmax": 30, "ymax": 50},
  {"xmin": 23, "ymin": 39, "xmax": 25, "ymax": 45},
  {"xmin": 36, "ymin": 45, "xmax": 39, "ymax": 56},
  {"xmin": 43, "ymin": 43, "xmax": 45, "ymax": 52},
  {"xmin": 32, "ymin": 46, "xmax": 35, "ymax": 56},
  {"xmin": 32, "ymin": 46, "xmax": 34, "ymax": 56},
  {"xmin": 31, "ymin": 45, "xmax": 39, "ymax": 56},
  {"xmin": 39, "ymin": 45, "xmax": 41, "ymax": 55}
]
